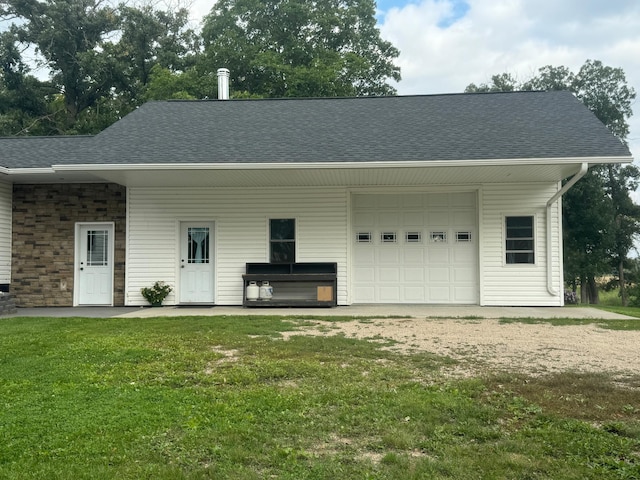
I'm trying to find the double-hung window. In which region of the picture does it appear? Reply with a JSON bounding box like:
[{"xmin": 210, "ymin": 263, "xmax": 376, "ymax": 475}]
[
  {"xmin": 505, "ymin": 216, "xmax": 534, "ymax": 264},
  {"xmin": 270, "ymin": 219, "xmax": 295, "ymax": 263}
]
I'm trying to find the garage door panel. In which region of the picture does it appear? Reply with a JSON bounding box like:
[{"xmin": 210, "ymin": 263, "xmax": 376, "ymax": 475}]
[
  {"xmin": 376, "ymin": 249, "xmax": 400, "ymax": 263},
  {"xmin": 354, "ymin": 286, "xmax": 375, "ymax": 302},
  {"xmin": 453, "ymin": 266, "xmax": 475, "ymax": 281},
  {"xmin": 453, "ymin": 248, "xmax": 475, "ymax": 262},
  {"xmin": 379, "ymin": 268, "xmax": 400, "ymax": 282},
  {"xmin": 403, "ymin": 249, "xmax": 425, "ymax": 264},
  {"xmin": 429, "ymin": 286, "xmax": 451, "ymax": 302},
  {"xmin": 352, "ymin": 192, "xmax": 478, "ymax": 304},
  {"xmin": 403, "ymin": 267, "xmax": 425, "ymax": 282},
  {"xmin": 378, "ymin": 286, "xmax": 401, "ymax": 302},
  {"xmin": 379, "ymin": 212, "xmax": 401, "ymax": 225},
  {"xmin": 404, "ymin": 286, "xmax": 426, "ymax": 302},
  {"xmin": 453, "ymin": 211, "xmax": 475, "ymax": 224},
  {"xmin": 454, "ymin": 287, "xmax": 476, "ymax": 302},
  {"xmin": 403, "ymin": 212, "xmax": 425, "ymax": 225},
  {"xmin": 429, "ymin": 249, "xmax": 450, "ymax": 263},
  {"xmin": 354, "ymin": 212, "xmax": 375, "ymax": 227},
  {"xmin": 353, "ymin": 267, "xmax": 375, "ymax": 281},
  {"xmin": 402, "ymin": 194, "xmax": 425, "ymax": 208},
  {"xmin": 429, "ymin": 211, "xmax": 449, "ymax": 224},
  {"xmin": 429, "ymin": 267, "xmax": 450, "ymax": 282},
  {"xmin": 354, "ymin": 249, "xmax": 375, "ymax": 263}
]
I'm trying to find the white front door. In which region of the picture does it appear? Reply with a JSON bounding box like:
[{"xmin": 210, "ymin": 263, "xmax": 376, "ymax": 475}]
[
  {"xmin": 180, "ymin": 222, "xmax": 214, "ymax": 304},
  {"xmin": 76, "ymin": 223, "xmax": 114, "ymax": 305}
]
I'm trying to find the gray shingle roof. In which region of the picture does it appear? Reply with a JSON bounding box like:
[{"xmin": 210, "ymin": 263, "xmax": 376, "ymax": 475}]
[
  {"xmin": 0, "ymin": 136, "xmax": 94, "ymax": 168},
  {"xmin": 0, "ymin": 91, "xmax": 631, "ymax": 169}
]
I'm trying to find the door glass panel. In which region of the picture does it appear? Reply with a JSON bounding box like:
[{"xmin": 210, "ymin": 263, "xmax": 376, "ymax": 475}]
[
  {"xmin": 188, "ymin": 227, "xmax": 209, "ymax": 264},
  {"xmin": 87, "ymin": 230, "xmax": 108, "ymax": 266}
]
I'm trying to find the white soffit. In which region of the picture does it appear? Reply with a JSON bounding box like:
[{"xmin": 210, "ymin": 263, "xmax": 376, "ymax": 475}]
[
  {"xmin": 7, "ymin": 156, "xmax": 632, "ymax": 186},
  {"xmin": 50, "ymin": 163, "xmax": 593, "ymax": 187}
]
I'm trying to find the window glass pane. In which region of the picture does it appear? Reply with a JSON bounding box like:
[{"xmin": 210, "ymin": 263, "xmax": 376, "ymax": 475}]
[
  {"xmin": 506, "ymin": 217, "xmax": 533, "ymax": 237},
  {"xmin": 357, "ymin": 232, "xmax": 372, "ymax": 243},
  {"xmin": 87, "ymin": 230, "xmax": 108, "ymax": 266},
  {"xmin": 270, "ymin": 219, "xmax": 295, "ymax": 240},
  {"xmin": 506, "ymin": 239, "xmax": 533, "ymax": 251},
  {"xmin": 270, "ymin": 241, "xmax": 295, "ymax": 263},
  {"xmin": 430, "ymin": 231, "xmax": 447, "ymax": 243},
  {"xmin": 270, "ymin": 219, "xmax": 295, "ymax": 263},
  {"xmin": 506, "ymin": 252, "xmax": 535, "ymax": 264},
  {"xmin": 505, "ymin": 216, "xmax": 534, "ymax": 264},
  {"xmin": 456, "ymin": 232, "xmax": 471, "ymax": 242},
  {"xmin": 381, "ymin": 232, "xmax": 397, "ymax": 243},
  {"xmin": 188, "ymin": 227, "xmax": 209, "ymax": 264}
]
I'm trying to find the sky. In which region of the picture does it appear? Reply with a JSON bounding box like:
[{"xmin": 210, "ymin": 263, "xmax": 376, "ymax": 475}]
[{"xmin": 190, "ymin": 0, "xmax": 640, "ymax": 187}]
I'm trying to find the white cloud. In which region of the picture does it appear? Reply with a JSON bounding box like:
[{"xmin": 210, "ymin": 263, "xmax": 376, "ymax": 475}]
[{"xmin": 380, "ymin": 0, "xmax": 640, "ymax": 195}]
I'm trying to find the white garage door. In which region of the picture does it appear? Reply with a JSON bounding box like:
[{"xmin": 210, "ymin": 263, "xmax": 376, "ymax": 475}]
[{"xmin": 352, "ymin": 192, "xmax": 478, "ymax": 304}]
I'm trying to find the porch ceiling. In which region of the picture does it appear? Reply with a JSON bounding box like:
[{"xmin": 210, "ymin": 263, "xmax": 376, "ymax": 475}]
[{"xmin": 23, "ymin": 161, "xmax": 595, "ymax": 187}]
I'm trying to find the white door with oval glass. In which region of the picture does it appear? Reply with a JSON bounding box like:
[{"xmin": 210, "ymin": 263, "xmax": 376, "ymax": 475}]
[
  {"xmin": 180, "ymin": 222, "xmax": 214, "ymax": 304},
  {"xmin": 76, "ymin": 223, "xmax": 114, "ymax": 305}
]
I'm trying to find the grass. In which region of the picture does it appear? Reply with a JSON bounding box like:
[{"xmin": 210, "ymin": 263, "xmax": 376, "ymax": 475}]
[
  {"xmin": 1, "ymin": 315, "xmax": 639, "ymax": 479},
  {"xmin": 498, "ymin": 317, "xmax": 640, "ymax": 330}
]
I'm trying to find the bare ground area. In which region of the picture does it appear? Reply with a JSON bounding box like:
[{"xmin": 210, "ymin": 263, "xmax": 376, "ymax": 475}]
[{"xmin": 281, "ymin": 318, "xmax": 640, "ymax": 381}]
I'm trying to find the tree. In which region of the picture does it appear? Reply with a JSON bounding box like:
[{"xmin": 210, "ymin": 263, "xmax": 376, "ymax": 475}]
[
  {"xmin": 199, "ymin": 0, "xmax": 401, "ymax": 98},
  {"xmin": 107, "ymin": 5, "xmax": 199, "ymax": 102},
  {"xmin": 0, "ymin": 29, "xmax": 58, "ymax": 134},
  {"xmin": 1, "ymin": 0, "xmax": 120, "ymax": 128},
  {"xmin": 466, "ymin": 60, "xmax": 638, "ymax": 304},
  {"xmin": 0, "ymin": 0, "xmax": 201, "ymax": 134}
]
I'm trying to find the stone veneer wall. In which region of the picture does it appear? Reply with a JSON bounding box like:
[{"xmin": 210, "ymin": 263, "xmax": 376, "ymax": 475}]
[{"xmin": 12, "ymin": 183, "xmax": 126, "ymax": 307}]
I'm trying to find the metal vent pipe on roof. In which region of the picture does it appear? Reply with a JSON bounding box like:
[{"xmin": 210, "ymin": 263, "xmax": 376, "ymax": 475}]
[{"xmin": 217, "ymin": 68, "xmax": 230, "ymax": 100}]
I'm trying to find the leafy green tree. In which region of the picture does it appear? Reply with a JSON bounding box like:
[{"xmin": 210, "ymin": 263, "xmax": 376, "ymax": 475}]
[
  {"xmin": 1, "ymin": 0, "xmax": 120, "ymax": 127},
  {"xmin": 466, "ymin": 60, "xmax": 638, "ymax": 304},
  {"xmin": 107, "ymin": 5, "xmax": 199, "ymax": 103},
  {"xmin": 0, "ymin": 1, "xmax": 200, "ymax": 133},
  {"xmin": 142, "ymin": 65, "xmax": 217, "ymax": 101},
  {"xmin": 199, "ymin": 0, "xmax": 401, "ymax": 98},
  {"xmin": 465, "ymin": 73, "xmax": 519, "ymax": 93},
  {"xmin": 0, "ymin": 30, "xmax": 57, "ymax": 134}
]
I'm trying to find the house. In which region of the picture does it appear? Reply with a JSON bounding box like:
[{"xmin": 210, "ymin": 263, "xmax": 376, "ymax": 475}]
[{"xmin": 0, "ymin": 87, "xmax": 632, "ymax": 308}]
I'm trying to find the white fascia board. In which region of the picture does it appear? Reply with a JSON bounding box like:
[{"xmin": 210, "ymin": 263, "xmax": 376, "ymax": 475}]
[
  {"xmin": 3, "ymin": 167, "xmax": 56, "ymax": 175},
  {"xmin": 51, "ymin": 156, "xmax": 633, "ymax": 172}
]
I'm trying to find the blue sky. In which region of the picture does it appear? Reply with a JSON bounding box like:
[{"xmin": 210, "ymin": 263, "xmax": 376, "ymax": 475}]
[{"xmin": 376, "ymin": 0, "xmax": 470, "ymax": 27}]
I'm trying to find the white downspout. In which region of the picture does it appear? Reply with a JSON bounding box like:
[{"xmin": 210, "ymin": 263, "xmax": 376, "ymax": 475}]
[{"xmin": 546, "ymin": 162, "xmax": 589, "ymax": 296}]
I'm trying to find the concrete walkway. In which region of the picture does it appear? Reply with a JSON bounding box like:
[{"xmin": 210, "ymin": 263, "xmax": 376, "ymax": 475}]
[{"xmin": 4, "ymin": 304, "xmax": 634, "ymax": 319}]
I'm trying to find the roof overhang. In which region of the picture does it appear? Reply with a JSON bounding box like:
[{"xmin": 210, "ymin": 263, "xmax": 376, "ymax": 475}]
[{"xmin": 2, "ymin": 156, "xmax": 633, "ymax": 187}]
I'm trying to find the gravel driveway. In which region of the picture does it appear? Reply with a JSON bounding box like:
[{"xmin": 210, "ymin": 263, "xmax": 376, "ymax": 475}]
[{"xmin": 283, "ymin": 317, "xmax": 640, "ymax": 380}]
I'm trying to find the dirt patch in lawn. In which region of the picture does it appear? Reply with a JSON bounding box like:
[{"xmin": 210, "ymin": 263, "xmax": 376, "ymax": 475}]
[{"xmin": 281, "ymin": 318, "xmax": 640, "ymax": 380}]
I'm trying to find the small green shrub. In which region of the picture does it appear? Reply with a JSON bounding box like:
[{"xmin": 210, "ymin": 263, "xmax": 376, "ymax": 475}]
[{"xmin": 140, "ymin": 281, "xmax": 172, "ymax": 306}]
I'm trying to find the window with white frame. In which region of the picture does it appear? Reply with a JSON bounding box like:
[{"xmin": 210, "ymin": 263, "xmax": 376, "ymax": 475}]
[
  {"xmin": 381, "ymin": 232, "xmax": 397, "ymax": 243},
  {"xmin": 430, "ymin": 231, "xmax": 447, "ymax": 243},
  {"xmin": 406, "ymin": 232, "xmax": 422, "ymax": 243},
  {"xmin": 356, "ymin": 232, "xmax": 372, "ymax": 243},
  {"xmin": 505, "ymin": 216, "xmax": 534, "ymax": 264},
  {"xmin": 270, "ymin": 219, "xmax": 295, "ymax": 263},
  {"xmin": 456, "ymin": 231, "xmax": 471, "ymax": 242}
]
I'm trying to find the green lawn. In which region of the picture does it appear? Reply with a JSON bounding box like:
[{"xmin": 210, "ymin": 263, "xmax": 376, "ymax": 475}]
[{"xmin": 0, "ymin": 316, "xmax": 638, "ymax": 479}]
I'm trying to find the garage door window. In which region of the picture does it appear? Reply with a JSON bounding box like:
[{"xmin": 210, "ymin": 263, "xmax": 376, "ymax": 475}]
[
  {"xmin": 270, "ymin": 219, "xmax": 295, "ymax": 263},
  {"xmin": 505, "ymin": 216, "xmax": 534, "ymax": 264}
]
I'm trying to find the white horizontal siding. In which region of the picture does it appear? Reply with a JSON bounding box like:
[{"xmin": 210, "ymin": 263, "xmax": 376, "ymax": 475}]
[
  {"xmin": 0, "ymin": 181, "xmax": 11, "ymax": 284},
  {"xmin": 126, "ymin": 187, "xmax": 348, "ymax": 306},
  {"xmin": 480, "ymin": 183, "xmax": 563, "ymax": 306}
]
